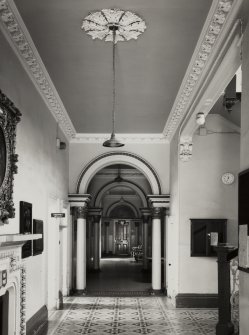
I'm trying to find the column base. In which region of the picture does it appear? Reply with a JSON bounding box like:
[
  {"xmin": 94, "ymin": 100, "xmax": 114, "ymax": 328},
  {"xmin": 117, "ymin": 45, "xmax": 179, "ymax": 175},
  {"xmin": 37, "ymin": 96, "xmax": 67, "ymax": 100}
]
[
  {"xmin": 148, "ymin": 288, "xmax": 164, "ymax": 296},
  {"xmin": 74, "ymin": 289, "xmax": 87, "ymax": 296},
  {"xmin": 216, "ymin": 322, "xmax": 234, "ymax": 335},
  {"xmin": 58, "ymin": 290, "xmax": 63, "ymax": 310}
]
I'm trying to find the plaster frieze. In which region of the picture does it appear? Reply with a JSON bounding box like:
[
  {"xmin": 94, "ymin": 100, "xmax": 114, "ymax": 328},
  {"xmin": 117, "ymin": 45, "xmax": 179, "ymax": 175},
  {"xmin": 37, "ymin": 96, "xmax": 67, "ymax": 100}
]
[
  {"xmin": 71, "ymin": 133, "xmax": 169, "ymax": 144},
  {"xmin": 163, "ymin": 0, "xmax": 241, "ymax": 141},
  {"xmin": 0, "ymin": 0, "xmax": 76, "ymax": 140}
]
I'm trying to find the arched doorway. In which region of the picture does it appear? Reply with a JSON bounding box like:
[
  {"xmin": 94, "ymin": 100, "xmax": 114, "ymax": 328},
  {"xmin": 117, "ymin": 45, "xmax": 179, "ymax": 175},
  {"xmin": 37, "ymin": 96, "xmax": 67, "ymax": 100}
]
[
  {"xmin": 86, "ymin": 164, "xmax": 152, "ymax": 263},
  {"xmin": 85, "ymin": 163, "xmax": 154, "ymax": 293},
  {"xmin": 70, "ymin": 152, "xmax": 169, "ymax": 294}
]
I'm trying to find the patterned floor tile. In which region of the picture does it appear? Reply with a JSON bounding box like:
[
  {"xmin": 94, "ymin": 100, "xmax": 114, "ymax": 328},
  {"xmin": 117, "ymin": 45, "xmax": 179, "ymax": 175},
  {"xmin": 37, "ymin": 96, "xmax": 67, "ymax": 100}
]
[{"xmin": 49, "ymin": 297, "xmax": 217, "ymax": 335}]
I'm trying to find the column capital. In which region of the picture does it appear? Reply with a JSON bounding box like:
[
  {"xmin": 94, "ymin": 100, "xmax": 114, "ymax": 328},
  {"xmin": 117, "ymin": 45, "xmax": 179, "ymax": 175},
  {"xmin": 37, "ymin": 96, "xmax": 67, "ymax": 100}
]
[
  {"xmin": 140, "ymin": 208, "xmax": 151, "ymax": 216},
  {"xmin": 140, "ymin": 208, "xmax": 151, "ymax": 223},
  {"xmin": 88, "ymin": 208, "xmax": 102, "ymax": 216},
  {"xmin": 68, "ymin": 194, "xmax": 91, "ymax": 207},
  {"xmin": 147, "ymin": 195, "xmax": 170, "ymax": 208},
  {"xmin": 88, "ymin": 208, "xmax": 103, "ymax": 223},
  {"xmin": 76, "ymin": 206, "xmax": 88, "ymax": 219},
  {"xmin": 152, "ymin": 207, "xmax": 162, "ymax": 219}
]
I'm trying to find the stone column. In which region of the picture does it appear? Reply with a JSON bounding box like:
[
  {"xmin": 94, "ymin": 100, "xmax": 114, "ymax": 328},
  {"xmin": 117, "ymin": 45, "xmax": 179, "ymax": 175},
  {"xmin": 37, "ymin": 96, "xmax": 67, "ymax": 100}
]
[
  {"xmin": 75, "ymin": 206, "xmax": 88, "ymax": 291},
  {"xmin": 140, "ymin": 208, "xmax": 151, "ymax": 271},
  {"xmin": 105, "ymin": 222, "xmax": 110, "ymax": 254},
  {"xmin": 88, "ymin": 208, "xmax": 102, "ymax": 271},
  {"xmin": 152, "ymin": 207, "xmax": 162, "ymax": 291},
  {"xmin": 68, "ymin": 194, "xmax": 91, "ymax": 293},
  {"xmin": 135, "ymin": 222, "xmax": 140, "ymax": 246},
  {"xmin": 147, "ymin": 195, "xmax": 170, "ymax": 292}
]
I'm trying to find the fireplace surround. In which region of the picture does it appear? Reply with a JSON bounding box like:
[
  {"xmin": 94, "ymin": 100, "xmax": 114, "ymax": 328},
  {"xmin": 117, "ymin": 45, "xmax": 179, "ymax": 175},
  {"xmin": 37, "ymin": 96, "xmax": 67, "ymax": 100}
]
[{"xmin": 0, "ymin": 234, "xmax": 41, "ymax": 335}]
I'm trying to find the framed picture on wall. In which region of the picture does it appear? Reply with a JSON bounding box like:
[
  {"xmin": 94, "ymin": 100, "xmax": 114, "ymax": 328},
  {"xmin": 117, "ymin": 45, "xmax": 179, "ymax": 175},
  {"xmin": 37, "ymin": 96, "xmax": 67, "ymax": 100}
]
[
  {"xmin": 20, "ymin": 201, "xmax": 32, "ymax": 258},
  {"xmin": 33, "ymin": 219, "xmax": 44, "ymax": 256}
]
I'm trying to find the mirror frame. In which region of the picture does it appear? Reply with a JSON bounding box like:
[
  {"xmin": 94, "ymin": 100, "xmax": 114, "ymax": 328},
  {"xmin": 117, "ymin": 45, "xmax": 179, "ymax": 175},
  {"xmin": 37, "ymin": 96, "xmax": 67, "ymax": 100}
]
[{"xmin": 0, "ymin": 90, "xmax": 21, "ymax": 225}]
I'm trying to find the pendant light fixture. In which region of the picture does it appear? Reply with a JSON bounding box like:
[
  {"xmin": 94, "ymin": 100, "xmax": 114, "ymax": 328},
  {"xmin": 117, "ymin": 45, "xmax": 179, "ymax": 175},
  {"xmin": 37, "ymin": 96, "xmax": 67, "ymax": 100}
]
[
  {"xmin": 103, "ymin": 25, "xmax": 124, "ymax": 147},
  {"xmin": 82, "ymin": 9, "xmax": 146, "ymax": 147}
]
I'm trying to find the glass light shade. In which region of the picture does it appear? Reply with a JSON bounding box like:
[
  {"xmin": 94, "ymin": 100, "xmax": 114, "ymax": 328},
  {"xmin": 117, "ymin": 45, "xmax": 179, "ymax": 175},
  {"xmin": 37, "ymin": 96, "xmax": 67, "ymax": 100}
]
[
  {"xmin": 103, "ymin": 133, "xmax": 124, "ymax": 147},
  {"xmin": 196, "ymin": 112, "xmax": 205, "ymax": 125}
]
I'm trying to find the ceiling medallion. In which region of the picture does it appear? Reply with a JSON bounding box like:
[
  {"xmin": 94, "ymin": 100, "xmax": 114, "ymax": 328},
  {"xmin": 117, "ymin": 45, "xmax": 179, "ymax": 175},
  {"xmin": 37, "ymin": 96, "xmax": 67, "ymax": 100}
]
[{"xmin": 81, "ymin": 9, "xmax": 146, "ymax": 43}]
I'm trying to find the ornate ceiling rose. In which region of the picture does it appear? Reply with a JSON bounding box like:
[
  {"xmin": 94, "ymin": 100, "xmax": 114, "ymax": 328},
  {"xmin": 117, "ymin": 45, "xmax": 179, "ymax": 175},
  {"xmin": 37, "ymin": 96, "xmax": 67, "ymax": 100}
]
[{"xmin": 81, "ymin": 9, "xmax": 146, "ymax": 43}]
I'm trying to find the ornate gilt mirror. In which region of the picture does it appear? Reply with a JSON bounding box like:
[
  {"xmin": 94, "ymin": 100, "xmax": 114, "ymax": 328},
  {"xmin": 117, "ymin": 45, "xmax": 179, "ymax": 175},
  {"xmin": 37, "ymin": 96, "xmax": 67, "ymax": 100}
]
[{"xmin": 0, "ymin": 90, "xmax": 21, "ymax": 225}]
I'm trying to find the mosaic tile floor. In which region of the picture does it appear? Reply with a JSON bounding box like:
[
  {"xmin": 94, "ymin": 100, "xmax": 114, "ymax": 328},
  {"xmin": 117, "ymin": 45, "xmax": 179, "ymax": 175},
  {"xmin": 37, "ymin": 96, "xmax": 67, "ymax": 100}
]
[{"xmin": 47, "ymin": 297, "xmax": 218, "ymax": 335}]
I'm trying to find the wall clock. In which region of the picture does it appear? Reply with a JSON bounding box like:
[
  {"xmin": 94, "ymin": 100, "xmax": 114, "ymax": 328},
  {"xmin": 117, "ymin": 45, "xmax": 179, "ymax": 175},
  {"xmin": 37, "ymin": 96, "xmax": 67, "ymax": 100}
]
[{"xmin": 222, "ymin": 172, "xmax": 235, "ymax": 185}]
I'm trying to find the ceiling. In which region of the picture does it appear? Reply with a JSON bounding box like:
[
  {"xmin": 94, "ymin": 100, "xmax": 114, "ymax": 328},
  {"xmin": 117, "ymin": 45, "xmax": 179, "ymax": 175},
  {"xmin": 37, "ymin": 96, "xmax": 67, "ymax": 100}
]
[{"xmin": 14, "ymin": 0, "xmax": 212, "ymax": 134}]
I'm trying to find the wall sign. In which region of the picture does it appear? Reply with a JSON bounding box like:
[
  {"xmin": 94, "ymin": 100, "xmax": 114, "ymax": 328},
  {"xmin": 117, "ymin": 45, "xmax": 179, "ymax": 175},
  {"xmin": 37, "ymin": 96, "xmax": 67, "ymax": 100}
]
[{"xmin": 0, "ymin": 270, "xmax": 7, "ymax": 289}]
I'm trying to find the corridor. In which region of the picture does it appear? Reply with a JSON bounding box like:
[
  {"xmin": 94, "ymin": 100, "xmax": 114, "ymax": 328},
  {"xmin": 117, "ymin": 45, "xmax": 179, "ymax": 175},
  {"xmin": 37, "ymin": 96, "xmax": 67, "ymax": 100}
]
[
  {"xmin": 43, "ymin": 296, "xmax": 217, "ymax": 335},
  {"xmin": 86, "ymin": 258, "xmax": 151, "ymax": 294}
]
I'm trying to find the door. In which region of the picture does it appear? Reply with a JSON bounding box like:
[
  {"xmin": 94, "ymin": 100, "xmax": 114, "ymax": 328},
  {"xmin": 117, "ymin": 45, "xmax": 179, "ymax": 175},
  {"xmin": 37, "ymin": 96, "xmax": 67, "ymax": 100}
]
[
  {"xmin": 115, "ymin": 220, "xmax": 130, "ymax": 255},
  {"xmin": 166, "ymin": 215, "xmax": 178, "ymax": 298}
]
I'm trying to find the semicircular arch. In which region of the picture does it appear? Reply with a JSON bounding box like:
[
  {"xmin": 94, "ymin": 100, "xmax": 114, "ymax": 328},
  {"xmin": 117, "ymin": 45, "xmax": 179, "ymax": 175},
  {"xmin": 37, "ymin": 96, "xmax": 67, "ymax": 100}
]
[
  {"xmin": 94, "ymin": 180, "xmax": 148, "ymax": 208},
  {"xmin": 76, "ymin": 152, "xmax": 161, "ymax": 195},
  {"xmin": 106, "ymin": 200, "xmax": 139, "ymax": 218}
]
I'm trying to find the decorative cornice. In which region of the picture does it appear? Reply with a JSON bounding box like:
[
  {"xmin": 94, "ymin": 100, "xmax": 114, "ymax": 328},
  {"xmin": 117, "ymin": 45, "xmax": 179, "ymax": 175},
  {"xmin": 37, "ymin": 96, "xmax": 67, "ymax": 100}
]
[
  {"xmin": 71, "ymin": 133, "xmax": 168, "ymax": 144},
  {"xmin": 0, "ymin": 0, "xmax": 76, "ymax": 140},
  {"xmin": 163, "ymin": 0, "xmax": 240, "ymax": 141}
]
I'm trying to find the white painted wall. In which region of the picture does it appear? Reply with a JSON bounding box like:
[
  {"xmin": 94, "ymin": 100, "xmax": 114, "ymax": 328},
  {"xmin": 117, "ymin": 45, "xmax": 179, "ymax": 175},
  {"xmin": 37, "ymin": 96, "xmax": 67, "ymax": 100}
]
[
  {"xmin": 239, "ymin": 8, "xmax": 249, "ymax": 334},
  {"xmin": 179, "ymin": 119, "xmax": 240, "ymax": 294},
  {"xmin": 170, "ymin": 116, "xmax": 240, "ymax": 297},
  {"xmin": 167, "ymin": 132, "xmax": 180, "ymax": 300},
  {"xmin": 69, "ymin": 143, "xmax": 170, "ymax": 194},
  {"xmin": 0, "ymin": 30, "xmax": 69, "ymax": 319}
]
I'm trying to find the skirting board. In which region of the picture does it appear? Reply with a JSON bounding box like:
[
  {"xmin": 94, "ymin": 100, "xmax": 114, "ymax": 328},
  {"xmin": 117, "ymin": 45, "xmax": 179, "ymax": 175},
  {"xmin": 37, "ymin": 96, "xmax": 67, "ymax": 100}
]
[
  {"xmin": 175, "ymin": 294, "xmax": 218, "ymax": 308},
  {"xmin": 26, "ymin": 305, "xmax": 48, "ymax": 335}
]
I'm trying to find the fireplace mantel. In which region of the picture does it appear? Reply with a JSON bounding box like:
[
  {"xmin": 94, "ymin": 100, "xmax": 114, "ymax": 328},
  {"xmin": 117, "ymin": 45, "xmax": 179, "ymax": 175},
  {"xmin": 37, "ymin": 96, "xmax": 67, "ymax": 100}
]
[{"xmin": 0, "ymin": 233, "xmax": 42, "ymax": 248}]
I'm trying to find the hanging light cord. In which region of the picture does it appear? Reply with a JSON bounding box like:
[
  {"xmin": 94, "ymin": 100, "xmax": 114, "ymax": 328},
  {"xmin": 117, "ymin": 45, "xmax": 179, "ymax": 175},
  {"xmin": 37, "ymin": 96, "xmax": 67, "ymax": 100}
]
[{"xmin": 112, "ymin": 28, "xmax": 116, "ymax": 135}]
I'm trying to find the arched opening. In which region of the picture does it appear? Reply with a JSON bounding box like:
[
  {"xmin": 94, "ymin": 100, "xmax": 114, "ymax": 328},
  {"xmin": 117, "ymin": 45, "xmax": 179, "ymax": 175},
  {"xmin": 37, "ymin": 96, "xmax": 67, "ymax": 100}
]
[
  {"xmin": 76, "ymin": 151, "xmax": 161, "ymax": 195},
  {"xmin": 85, "ymin": 163, "xmax": 155, "ymax": 293}
]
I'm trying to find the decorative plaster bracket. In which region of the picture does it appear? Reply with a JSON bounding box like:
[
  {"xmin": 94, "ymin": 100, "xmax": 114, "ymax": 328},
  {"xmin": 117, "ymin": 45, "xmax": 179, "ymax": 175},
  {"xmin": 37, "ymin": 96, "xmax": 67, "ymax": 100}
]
[{"xmin": 179, "ymin": 140, "xmax": 193, "ymax": 162}]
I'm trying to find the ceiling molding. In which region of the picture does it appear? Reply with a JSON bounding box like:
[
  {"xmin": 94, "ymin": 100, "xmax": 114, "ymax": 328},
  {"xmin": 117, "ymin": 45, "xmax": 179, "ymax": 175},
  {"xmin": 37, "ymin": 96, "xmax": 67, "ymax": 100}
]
[
  {"xmin": 71, "ymin": 133, "xmax": 168, "ymax": 144},
  {"xmin": 180, "ymin": 24, "xmax": 241, "ymax": 144},
  {"xmin": 0, "ymin": 0, "xmax": 76, "ymax": 140},
  {"xmin": 163, "ymin": 0, "xmax": 242, "ymax": 141},
  {"xmin": 0, "ymin": 0, "xmax": 241, "ymax": 143}
]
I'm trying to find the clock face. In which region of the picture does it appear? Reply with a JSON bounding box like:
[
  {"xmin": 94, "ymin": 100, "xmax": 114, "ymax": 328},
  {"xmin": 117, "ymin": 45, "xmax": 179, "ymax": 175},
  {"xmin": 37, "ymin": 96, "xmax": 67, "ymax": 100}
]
[{"xmin": 222, "ymin": 173, "xmax": 235, "ymax": 185}]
